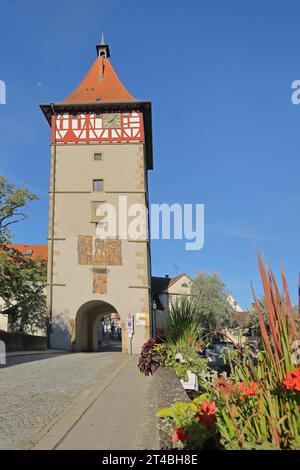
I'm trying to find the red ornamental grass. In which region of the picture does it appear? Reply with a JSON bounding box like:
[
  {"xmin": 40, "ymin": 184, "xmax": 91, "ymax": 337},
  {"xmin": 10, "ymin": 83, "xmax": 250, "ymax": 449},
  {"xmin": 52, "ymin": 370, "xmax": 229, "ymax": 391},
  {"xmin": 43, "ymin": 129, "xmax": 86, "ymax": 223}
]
[{"xmin": 251, "ymin": 253, "xmax": 300, "ymax": 381}]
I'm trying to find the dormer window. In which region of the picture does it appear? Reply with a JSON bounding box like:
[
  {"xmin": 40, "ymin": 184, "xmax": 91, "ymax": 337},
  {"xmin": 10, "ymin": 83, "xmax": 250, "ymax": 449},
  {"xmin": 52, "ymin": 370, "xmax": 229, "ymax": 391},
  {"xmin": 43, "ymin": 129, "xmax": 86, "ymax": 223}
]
[{"xmin": 24, "ymin": 250, "xmax": 33, "ymax": 256}]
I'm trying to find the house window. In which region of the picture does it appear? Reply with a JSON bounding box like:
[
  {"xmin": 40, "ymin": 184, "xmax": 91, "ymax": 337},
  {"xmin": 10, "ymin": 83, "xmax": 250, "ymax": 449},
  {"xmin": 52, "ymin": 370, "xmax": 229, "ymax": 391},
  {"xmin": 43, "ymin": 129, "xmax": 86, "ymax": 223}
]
[
  {"xmin": 93, "ymin": 179, "xmax": 104, "ymax": 192},
  {"xmin": 94, "ymin": 153, "xmax": 102, "ymax": 161}
]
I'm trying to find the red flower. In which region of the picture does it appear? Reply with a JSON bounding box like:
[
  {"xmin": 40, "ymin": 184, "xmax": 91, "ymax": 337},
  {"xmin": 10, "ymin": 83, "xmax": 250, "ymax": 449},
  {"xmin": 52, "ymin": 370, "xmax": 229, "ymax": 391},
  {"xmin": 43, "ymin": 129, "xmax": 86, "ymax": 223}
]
[
  {"xmin": 172, "ymin": 427, "xmax": 189, "ymax": 443},
  {"xmin": 283, "ymin": 368, "xmax": 300, "ymax": 392},
  {"xmin": 194, "ymin": 400, "xmax": 218, "ymax": 427},
  {"xmin": 200, "ymin": 400, "xmax": 218, "ymax": 415},
  {"xmin": 186, "ymin": 337, "xmax": 193, "ymax": 344},
  {"xmin": 238, "ymin": 381, "xmax": 260, "ymax": 400}
]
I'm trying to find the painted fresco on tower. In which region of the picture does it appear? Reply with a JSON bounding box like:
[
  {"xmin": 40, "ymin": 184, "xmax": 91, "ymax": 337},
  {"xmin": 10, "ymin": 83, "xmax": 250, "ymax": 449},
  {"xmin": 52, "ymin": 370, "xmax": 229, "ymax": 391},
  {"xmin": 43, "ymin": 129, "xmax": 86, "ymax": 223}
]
[
  {"xmin": 105, "ymin": 238, "xmax": 122, "ymax": 266},
  {"xmin": 93, "ymin": 238, "xmax": 106, "ymax": 265},
  {"xmin": 93, "ymin": 272, "xmax": 107, "ymax": 294},
  {"xmin": 78, "ymin": 235, "xmax": 93, "ymax": 265},
  {"xmin": 77, "ymin": 236, "xmax": 122, "ymax": 266}
]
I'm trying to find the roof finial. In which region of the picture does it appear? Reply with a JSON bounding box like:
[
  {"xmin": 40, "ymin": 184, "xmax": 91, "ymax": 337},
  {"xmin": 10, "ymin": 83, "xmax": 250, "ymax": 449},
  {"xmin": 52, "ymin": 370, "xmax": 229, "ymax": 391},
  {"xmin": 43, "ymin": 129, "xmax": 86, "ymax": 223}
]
[{"xmin": 100, "ymin": 32, "xmax": 105, "ymax": 45}]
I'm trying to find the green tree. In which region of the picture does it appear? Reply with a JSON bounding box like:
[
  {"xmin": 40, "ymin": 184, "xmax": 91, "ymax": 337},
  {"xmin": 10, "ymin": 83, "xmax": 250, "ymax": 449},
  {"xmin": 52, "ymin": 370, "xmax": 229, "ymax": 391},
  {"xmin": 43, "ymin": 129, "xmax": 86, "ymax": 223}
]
[
  {"xmin": 191, "ymin": 272, "xmax": 234, "ymax": 332},
  {"xmin": 0, "ymin": 176, "xmax": 46, "ymax": 334},
  {"xmin": 0, "ymin": 176, "xmax": 37, "ymax": 244}
]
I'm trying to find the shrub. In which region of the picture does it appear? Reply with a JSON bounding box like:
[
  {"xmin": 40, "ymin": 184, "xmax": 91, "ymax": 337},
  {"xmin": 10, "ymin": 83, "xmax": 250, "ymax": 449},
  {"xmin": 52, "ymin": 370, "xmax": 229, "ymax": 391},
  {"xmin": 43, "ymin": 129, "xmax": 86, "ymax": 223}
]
[
  {"xmin": 138, "ymin": 336, "xmax": 166, "ymax": 376},
  {"xmin": 165, "ymin": 297, "xmax": 198, "ymax": 348}
]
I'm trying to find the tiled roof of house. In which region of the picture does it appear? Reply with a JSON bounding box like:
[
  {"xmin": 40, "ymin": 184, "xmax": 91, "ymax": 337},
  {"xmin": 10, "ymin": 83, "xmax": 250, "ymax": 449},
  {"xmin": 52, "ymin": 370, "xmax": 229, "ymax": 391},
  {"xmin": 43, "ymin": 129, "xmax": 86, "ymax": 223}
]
[{"xmin": 11, "ymin": 244, "xmax": 48, "ymax": 261}]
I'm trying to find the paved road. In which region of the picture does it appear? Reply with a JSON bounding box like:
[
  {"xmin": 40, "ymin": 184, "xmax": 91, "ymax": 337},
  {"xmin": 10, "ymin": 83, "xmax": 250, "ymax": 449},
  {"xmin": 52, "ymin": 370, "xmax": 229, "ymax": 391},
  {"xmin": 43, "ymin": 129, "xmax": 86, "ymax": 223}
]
[{"xmin": 0, "ymin": 352, "xmax": 130, "ymax": 449}]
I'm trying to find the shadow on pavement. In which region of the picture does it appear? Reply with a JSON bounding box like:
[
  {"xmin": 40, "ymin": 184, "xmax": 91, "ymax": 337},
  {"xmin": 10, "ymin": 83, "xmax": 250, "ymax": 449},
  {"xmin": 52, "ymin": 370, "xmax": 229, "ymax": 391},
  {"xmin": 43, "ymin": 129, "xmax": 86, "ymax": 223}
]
[{"xmin": 0, "ymin": 353, "xmax": 69, "ymax": 369}]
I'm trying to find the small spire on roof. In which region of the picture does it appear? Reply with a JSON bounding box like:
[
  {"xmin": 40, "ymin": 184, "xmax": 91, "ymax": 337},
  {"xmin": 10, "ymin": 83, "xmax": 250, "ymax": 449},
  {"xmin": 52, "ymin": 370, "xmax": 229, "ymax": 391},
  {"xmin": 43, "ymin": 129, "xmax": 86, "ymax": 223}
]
[{"xmin": 96, "ymin": 34, "xmax": 110, "ymax": 58}]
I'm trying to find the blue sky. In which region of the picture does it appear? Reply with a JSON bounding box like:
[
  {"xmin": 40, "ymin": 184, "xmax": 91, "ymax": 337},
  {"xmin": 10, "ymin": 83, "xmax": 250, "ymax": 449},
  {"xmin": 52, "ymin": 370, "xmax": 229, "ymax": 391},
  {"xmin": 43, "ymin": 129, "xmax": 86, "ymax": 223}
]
[{"xmin": 0, "ymin": 0, "xmax": 300, "ymax": 309}]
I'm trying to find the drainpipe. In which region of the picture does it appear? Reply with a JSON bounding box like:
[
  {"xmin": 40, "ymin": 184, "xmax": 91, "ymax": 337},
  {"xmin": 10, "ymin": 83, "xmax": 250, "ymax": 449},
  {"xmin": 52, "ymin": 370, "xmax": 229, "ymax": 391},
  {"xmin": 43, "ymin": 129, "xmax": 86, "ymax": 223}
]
[{"xmin": 48, "ymin": 103, "xmax": 57, "ymax": 348}]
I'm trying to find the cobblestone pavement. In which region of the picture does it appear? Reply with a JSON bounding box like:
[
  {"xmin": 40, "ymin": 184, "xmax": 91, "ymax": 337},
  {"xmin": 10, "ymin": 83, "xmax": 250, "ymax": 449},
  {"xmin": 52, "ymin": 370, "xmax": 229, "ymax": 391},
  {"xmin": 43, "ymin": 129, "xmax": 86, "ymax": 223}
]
[{"xmin": 0, "ymin": 352, "xmax": 128, "ymax": 450}]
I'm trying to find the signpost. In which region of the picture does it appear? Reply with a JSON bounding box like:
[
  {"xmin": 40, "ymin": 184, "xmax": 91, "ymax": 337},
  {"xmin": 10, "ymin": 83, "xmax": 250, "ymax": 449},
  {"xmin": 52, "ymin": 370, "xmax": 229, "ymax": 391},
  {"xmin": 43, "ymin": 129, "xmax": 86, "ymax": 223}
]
[
  {"xmin": 0, "ymin": 340, "xmax": 6, "ymax": 365},
  {"xmin": 126, "ymin": 313, "xmax": 134, "ymax": 354}
]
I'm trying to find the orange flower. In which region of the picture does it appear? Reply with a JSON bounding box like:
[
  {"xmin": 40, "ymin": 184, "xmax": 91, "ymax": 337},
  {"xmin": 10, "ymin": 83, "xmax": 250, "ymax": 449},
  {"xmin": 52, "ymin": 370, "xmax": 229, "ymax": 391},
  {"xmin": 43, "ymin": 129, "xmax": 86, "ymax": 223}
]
[
  {"xmin": 238, "ymin": 381, "xmax": 260, "ymax": 400},
  {"xmin": 186, "ymin": 337, "xmax": 194, "ymax": 344},
  {"xmin": 172, "ymin": 427, "xmax": 189, "ymax": 443},
  {"xmin": 283, "ymin": 368, "xmax": 300, "ymax": 392}
]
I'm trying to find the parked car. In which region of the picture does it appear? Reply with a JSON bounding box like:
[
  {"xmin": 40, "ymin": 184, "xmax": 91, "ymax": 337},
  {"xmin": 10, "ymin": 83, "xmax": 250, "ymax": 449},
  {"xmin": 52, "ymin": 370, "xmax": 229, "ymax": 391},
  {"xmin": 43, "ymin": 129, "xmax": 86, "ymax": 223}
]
[{"xmin": 203, "ymin": 341, "xmax": 237, "ymax": 372}]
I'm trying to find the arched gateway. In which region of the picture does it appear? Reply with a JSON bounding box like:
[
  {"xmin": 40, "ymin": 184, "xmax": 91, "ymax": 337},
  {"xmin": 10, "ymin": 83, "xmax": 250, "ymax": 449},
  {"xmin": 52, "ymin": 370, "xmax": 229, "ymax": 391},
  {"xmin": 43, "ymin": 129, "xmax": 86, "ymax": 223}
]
[
  {"xmin": 41, "ymin": 37, "xmax": 153, "ymax": 353},
  {"xmin": 76, "ymin": 300, "xmax": 117, "ymax": 352}
]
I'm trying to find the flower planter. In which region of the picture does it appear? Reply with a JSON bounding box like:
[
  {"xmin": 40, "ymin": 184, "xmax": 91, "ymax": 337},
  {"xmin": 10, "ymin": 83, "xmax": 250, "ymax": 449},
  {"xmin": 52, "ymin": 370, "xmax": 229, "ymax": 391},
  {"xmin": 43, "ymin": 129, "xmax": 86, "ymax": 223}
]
[{"xmin": 180, "ymin": 370, "xmax": 198, "ymax": 391}]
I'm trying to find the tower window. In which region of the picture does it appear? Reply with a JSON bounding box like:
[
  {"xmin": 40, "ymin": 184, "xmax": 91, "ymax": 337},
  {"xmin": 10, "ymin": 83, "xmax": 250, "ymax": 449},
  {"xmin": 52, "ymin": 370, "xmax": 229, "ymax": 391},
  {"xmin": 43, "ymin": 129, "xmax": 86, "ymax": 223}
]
[
  {"xmin": 94, "ymin": 153, "xmax": 102, "ymax": 161},
  {"xmin": 93, "ymin": 179, "xmax": 104, "ymax": 192}
]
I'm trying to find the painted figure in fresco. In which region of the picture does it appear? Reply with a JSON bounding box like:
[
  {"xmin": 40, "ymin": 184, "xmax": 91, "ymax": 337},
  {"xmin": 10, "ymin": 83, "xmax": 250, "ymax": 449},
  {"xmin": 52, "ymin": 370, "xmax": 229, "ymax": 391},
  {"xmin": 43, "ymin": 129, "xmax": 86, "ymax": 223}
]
[
  {"xmin": 78, "ymin": 236, "xmax": 88, "ymax": 265},
  {"xmin": 86, "ymin": 238, "xmax": 93, "ymax": 264},
  {"xmin": 93, "ymin": 272, "xmax": 107, "ymax": 294},
  {"xmin": 95, "ymin": 237, "xmax": 105, "ymax": 257},
  {"xmin": 106, "ymin": 239, "xmax": 122, "ymax": 265},
  {"xmin": 78, "ymin": 236, "xmax": 93, "ymax": 265}
]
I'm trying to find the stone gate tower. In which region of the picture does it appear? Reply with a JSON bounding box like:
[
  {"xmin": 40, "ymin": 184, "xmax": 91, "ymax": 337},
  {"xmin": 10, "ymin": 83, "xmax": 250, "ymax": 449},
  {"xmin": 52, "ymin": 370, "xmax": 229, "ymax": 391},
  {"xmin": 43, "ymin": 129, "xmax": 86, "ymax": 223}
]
[{"xmin": 40, "ymin": 37, "xmax": 153, "ymax": 353}]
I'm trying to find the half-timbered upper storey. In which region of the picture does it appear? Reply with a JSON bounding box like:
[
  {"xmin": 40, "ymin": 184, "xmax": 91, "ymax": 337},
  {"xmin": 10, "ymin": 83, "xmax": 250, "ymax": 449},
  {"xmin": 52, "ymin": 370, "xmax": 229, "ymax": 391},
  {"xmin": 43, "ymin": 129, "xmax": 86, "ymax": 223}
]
[{"xmin": 40, "ymin": 36, "xmax": 153, "ymax": 169}]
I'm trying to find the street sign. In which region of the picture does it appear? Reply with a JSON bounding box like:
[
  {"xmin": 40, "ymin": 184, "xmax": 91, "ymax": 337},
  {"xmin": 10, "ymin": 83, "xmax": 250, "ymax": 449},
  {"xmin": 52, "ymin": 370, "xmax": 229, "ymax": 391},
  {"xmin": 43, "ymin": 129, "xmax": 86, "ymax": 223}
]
[{"xmin": 126, "ymin": 313, "xmax": 134, "ymax": 337}]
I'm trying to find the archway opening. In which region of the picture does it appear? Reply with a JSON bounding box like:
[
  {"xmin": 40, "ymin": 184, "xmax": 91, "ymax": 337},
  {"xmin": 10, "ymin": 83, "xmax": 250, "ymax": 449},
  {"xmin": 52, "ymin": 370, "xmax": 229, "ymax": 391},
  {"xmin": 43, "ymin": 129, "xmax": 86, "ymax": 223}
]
[{"xmin": 75, "ymin": 300, "xmax": 121, "ymax": 352}]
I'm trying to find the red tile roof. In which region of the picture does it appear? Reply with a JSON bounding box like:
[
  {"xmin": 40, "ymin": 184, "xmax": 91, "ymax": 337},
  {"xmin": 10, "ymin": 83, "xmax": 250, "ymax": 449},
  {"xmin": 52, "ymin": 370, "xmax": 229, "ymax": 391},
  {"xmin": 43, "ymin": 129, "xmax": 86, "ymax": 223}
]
[
  {"xmin": 11, "ymin": 244, "xmax": 48, "ymax": 261},
  {"xmin": 61, "ymin": 57, "xmax": 136, "ymax": 104}
]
